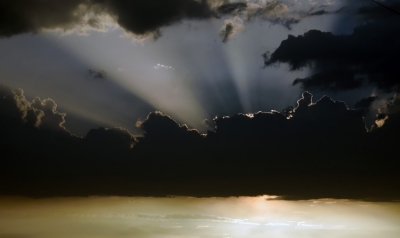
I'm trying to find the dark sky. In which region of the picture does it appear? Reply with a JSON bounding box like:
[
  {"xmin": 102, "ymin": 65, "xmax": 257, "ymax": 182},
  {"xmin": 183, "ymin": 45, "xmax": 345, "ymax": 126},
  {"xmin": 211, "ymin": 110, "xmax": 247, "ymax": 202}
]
[{"xmin": 1, "ymin": 0, "xmax": 400, "ymax": 200}]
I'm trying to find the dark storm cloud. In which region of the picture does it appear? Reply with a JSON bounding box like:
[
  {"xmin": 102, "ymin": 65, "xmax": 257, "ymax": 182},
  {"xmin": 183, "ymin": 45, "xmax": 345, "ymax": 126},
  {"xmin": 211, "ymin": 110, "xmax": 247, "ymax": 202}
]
[
  {"xmin": 0, "ymin": 0, "xmax": 215, "ymax": 37},
  {"xmin": 1, "ymin": 84, "xmax": 400, "ymax": 200},
  {"xmin": 136, "ymin": 111, "xmax": 202, "ymax": 141},
  {"xmin": 264, "ymin": 0, "xmax": 400, "ymax": 92},
  {"xmin": 306, "ymin": 9, "xmax": 328, "ymax": 16},
  {"xmin": 220, "ymin": 22, "xmax": 234, "ymax": 43},
  {"xmin": 264, "ymin": 20, "xmax": 400, "ymax": 91},
  {"xmin": 93, "ymin": 0, "xmax": 215, "ymax": 35},
  {"xmin": 0, "ymin": 0, "xmax": 339, "ymax": 39},
  {"xmin": 366, "ymin": 94, "xmax": 400, "ymax": 179},
  {"xmin": 379, "ymin": 93, "xmax": 400, "ymax": 115},
  {"xmin": 243, "ymin": 1, "xmax": 343, "ymax": 31},
  {"xmin": 354, "ymin": 95, "xmax": 377, "ymax": 115},
  {"xmin": 0, "ymin": 0, "xmax": 87, "ymax": 37},
  {"xmin": 218, "ymin": 0, "xmax": 335, "ymax": 42},
  {"xmin": 358, "ymin": 1, "xmax": 400, "ymax": 20},
  {"xmin": 368, "ymin": 0, "xmax": 400, "ymax": 17},
  {"xmin": 267, "ymin": 17, "xmax": 299, "ymax": 30},
  {"xmin": 0, "ymin": 85, "xmax": 64, "ymax": 132},
  {"xmin": 216, "ymin": 2, "xmax": 247, "ymax": 15},
  {"xmin": 372, "ymin": 93, "xmax": 400, "ymax": 131},
  {"xmin": 133, "ymin": 111, "xmax": 205, "ymax": 165},
  {"xmin": 0, "ymin": 84, "xmax": 136, "ymax": 179}
]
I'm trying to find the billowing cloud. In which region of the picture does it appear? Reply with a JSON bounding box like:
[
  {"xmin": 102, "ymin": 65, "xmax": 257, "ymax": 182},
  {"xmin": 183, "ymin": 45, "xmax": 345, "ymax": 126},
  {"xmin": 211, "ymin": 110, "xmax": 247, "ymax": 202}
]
[
  {"xmin": 217, "ymin": 0, "xmax": 340, "ymax": 42},
  {"xmin": 0, "ymin": 0, "xmax": 91, "ymax": 37},
  {"xmin": 379, "ymin": 94, "xmax": 400, "ymax": 116},
  {"xmin": 95, "ymin": 0, "xmax": 214, "ymax": 35},
  {"xmin": 244, "ymin": 0, "xmax": 343, "ymax": 30},
  {"xmin": 0, "ymin": 84, "xmax": 136, "ymax": 181},
  {"xmin": 31, "ymin": 97, "xmax": 69, "ymax": 133},
  {"xmin": 133, "ymin": 111, "xmax": 205, "ymax": 165},
  {"xmin": 372, "ymin": 93, "xmax": 400, "ymax": 130},
  {"xmin": 0, "ymin": 84, "xmax": 64, "ymax": 132},
  {"xmin": 264, "ymin": 0, "xmax": 400, "ymax": 91},
  {"xmin": 368, "ymin": 94, "xmax": 400, "ymax": 169},
  {"xmin": 220, "ymin": 16, "xmax": 244, "ymax": 42},
  {"xmin": 0, "ymin": 0, "xmax": 213, "ymax": 38},
  {"xmin": 0, "ymin": 0, "xmax": 343, "ymax": 39},
  {"xmin": 245, "ymin": 0, "xmax": 298, "ymax": 29},
  {"xmin": 354, "ymin": 95, "xmax": 378, "ymax": 115},
  {"xmin": 216, "ymin": 2, "xmax": 247, "ymax": 15}
]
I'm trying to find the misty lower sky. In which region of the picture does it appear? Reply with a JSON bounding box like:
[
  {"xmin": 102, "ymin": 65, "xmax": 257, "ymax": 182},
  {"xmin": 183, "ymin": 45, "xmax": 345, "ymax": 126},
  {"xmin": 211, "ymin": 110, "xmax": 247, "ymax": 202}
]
[{"xmin": 1, "ymin": 196, "xmax": 400, "ymax": 238}]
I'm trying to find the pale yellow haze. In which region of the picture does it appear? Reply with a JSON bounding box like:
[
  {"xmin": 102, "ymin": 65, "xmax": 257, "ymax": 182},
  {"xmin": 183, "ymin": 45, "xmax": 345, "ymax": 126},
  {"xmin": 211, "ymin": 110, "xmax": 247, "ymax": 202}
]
[{"xmin": 0, "ymin": 196, "xmax": 400, "ymax": 238}]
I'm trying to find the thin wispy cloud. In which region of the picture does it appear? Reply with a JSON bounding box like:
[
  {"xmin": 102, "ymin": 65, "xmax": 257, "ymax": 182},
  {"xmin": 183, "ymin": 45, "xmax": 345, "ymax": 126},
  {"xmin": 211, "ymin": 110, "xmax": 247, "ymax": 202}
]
[{"xmin": 153, "ymin": 63, "xmax": 175, "ymax": 70}]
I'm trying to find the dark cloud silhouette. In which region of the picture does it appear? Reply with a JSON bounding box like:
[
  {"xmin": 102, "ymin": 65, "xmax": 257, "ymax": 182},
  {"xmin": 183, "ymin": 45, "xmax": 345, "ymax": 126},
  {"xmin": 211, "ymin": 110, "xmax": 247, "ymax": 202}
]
[
  {"xmin": 369, "ymin": 0, "xmax": 400, "ymax": 16},
  {"xmin": 1, "ymin": 84, "xmax": 400, "ymax": 200},
  {"xmin": 0, "ymin": 85, "xmax": 68, "ymax": 133},
  {"xmin": 0, "ymin": 0, "xmax": 88, "ymax": 37},
  {"xmin": 31, "ymin": 97, "xmax": 70, "ymax": 133},
  {"xmin": 94, "ymin": 0, "xmax": 215, "ymax": 36},
  {"xmin": 264, "ymin": 1, "xmax": 400, "ymax": 92},
  {"xmin": 372, "ymin": 93, "xmax": 400, "ymax": 131},
  {"xmin": 299, "ymin": 6, "xmax": 346, "ymax": 18},
  {"xmin": 354, "ymin": 95, "xmax": 378, "ymax": 115},
  {"xmin": 0, "ymin": 84, "xmax": 136, "ymax": 180},
  {"xmin": 267, "ymin": 17, "xmax": 299, "ymax": 30},
  {"xmin": 220, "ymin": 22, "xmax": 234, "ymax": 43},
  {"xmin": 83, "ymin": 127, "xmax": 136, "ymax": 162},
  {"xmin": 0, "ymin": 0, "xmax": 214, "ymax": 38},
  {"xmin": 87, "ymin": 69, "xmax": 107, "ymax": 81},
  {"xmin": 244, "ymin": 1, "xmax": 343, "ymax": 31},
  {"xmin": 307, "ymin": 9, "xmax": 328, "ymax": 17},
  {"xmin": 0, "ymin": 0, "xmax": 341, "ymax": 39},
  {"xmin": 202, "ymin": 118, "xmax": 214, "ymax": 129},
  {"xmin": 216, "ymin": 2, "xmax": 247, "ymax": 15},
  {"xmin": 265, "ymin": 26, "xmax": 400, "ymax": 91},
  {"xmin": 379, "ymin": 94, "xmax": 400, "ymax": 115},
  {"xmin": 133, "ymin": 111, "xmax": 205, "ymax": 166}
]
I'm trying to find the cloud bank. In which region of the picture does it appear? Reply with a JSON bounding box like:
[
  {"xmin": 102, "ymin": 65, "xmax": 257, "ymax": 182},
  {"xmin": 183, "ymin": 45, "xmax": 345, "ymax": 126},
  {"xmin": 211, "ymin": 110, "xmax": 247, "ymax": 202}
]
[
  {"xmin": 0, "ymin": 0, "xmax": 342, "ymax": 40},
  {"xmin": 1, "ymin": 84, "xmax": 400, "ymax": 200}
]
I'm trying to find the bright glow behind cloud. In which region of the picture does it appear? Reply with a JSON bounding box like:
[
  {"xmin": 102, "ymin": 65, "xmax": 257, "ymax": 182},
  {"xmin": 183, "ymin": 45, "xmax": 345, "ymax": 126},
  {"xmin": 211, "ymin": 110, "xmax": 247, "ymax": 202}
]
[{"xmin": 1, "ymin": 0, "xmax": 348, "ymax": 134}]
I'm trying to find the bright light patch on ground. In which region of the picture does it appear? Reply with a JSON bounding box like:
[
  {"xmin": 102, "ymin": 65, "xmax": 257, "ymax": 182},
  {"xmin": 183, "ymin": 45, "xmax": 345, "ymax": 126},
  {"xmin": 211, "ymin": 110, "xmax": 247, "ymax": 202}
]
[{"xmin": 0, "ymin": 196, "xmax": 399, "ymax": 238}]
